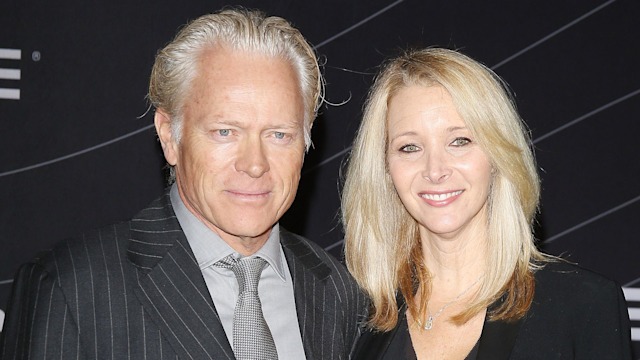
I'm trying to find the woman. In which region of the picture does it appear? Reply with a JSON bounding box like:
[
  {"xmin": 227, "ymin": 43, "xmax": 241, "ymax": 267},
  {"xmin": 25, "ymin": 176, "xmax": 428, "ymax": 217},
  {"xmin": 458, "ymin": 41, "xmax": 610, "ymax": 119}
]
[{"xmin": 342, "ymin": 48, "xmax": 631, "ymax": 359}]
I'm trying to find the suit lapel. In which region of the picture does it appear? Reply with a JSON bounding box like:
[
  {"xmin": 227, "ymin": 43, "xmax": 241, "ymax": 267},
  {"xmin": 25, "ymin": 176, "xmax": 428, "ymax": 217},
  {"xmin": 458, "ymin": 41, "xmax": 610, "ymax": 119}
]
[
  {"xmin": 128, "ymin": 191, "xmax": 235, "ymax": 360},
  {"xmin": 351, "ymin": 302, "xmax": 407, "ymax": 360},
  {"xmin": 280, "ymin": 229, "xmax": 332, "ymax": 360},
  {"xmin": 476, "ymin": 303, "xmax": 523, "ymax": 360}
]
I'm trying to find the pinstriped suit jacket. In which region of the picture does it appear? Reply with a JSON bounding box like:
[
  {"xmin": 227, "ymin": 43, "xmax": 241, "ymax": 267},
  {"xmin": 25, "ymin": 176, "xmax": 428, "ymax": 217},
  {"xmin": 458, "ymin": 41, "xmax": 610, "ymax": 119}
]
[{"xmin": 0, "ymin": 190, "xmax": 368, "ymax": 359}]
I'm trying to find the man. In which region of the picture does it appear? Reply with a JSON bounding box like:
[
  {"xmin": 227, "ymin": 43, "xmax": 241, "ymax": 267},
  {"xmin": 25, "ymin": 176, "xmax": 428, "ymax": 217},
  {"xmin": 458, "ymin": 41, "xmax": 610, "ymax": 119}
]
[{"xmin": 0, "ymin": 8, "xmax": 366, "ymax": 359}]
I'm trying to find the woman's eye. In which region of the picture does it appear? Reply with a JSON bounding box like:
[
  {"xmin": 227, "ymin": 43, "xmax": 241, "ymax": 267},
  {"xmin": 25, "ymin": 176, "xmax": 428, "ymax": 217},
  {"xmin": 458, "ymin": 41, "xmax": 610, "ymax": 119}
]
[
  {"xmin": 451, "ymin": 137, "xmax": 471, "ymax": 146},
  {"xmin": 218, "ymin": 129, "xmax": 231, "ymax": 136},
  {"xmin": 400, "ymin": 144, "xmax": 419, "ymax": 152}
]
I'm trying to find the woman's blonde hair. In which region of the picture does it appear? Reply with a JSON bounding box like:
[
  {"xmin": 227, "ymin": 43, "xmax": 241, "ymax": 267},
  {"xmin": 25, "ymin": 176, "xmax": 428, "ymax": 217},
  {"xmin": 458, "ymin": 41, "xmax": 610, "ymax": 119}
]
[{"xmin": 342, "ymin": 48, "xmax": 546, "ymax": 331}]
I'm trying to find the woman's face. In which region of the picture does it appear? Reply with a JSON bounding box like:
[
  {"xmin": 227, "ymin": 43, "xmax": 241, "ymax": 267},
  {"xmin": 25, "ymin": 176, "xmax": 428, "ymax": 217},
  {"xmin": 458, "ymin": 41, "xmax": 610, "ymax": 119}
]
[{"xmin": 386, "ymin": 85, "xmax": 493, "ymax": 240}]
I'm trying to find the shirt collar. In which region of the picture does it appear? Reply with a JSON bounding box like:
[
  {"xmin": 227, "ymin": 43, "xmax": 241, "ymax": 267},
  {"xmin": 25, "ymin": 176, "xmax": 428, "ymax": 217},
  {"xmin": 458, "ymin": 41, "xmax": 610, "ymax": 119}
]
[{"xmin": 170, "ymin": 184, "xmax": 287, "ymax": 281}]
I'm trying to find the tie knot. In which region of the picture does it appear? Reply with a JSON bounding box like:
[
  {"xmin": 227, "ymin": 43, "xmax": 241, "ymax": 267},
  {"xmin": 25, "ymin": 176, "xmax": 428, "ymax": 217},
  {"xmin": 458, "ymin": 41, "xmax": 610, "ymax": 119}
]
[{"xmin": 217, "ymin": 255, "xmax": 267, "ymax": 293}]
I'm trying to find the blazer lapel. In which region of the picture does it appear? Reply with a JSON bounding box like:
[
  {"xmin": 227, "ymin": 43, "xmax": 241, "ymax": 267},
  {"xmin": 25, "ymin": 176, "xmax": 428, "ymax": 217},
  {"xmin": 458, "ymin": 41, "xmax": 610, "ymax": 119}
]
[
  {"xmin": 351, "ymin": 302, "xmax": 407, "ymax": 360},
  {"xmin": 280, "ymin": 229, "xmax": 332, "ymax": 360},
  {"xmin": 128, "ymin": 191, "xmax": 235, "ymax": 360},
  {"xmin": 476, "ymin": 304, "xmax": 523, "ymax": 360}
]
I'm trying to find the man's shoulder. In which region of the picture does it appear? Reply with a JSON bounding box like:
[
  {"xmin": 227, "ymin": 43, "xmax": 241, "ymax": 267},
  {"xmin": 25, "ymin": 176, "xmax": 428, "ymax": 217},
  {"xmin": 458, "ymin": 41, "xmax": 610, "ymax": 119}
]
[
  {"xmin": 280, "ymin": 229, "xmax": 346, "ymax": 270},
  {"xmin": 26, "ymin": 191, "xmax": 173, "ymax": 282},
  {"xmin": 280, "ymin": 229, "xmax": 368, "ymax": 312},
  {"xmin": 279, "ymin": 229, "xmax": 361, "ymax": 288},
  {"xmin": 29, "ymin": 221, "xmax": 131, "ymax": 279},
  {"xmin": 35, "ymin": 189, "xmax": 175, "ymax": 271}
]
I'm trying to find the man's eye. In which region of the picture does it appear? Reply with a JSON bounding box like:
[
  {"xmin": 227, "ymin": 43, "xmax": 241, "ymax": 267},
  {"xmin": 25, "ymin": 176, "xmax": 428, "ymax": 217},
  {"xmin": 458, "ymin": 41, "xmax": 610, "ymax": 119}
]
[
  {"xmin": 451, "ymin": 137, "xmax": 471, "ymax": 146},
  {"xmin": 400, "ymin": 144, "xmax": 419, "ymax": 152},
  {"xmin": 218, "ymin": 129, "xmax": 231, "ymax": 136},
  {"xmin": 274, "ymin": 131, "xmax": 286, "ymax": 139}
]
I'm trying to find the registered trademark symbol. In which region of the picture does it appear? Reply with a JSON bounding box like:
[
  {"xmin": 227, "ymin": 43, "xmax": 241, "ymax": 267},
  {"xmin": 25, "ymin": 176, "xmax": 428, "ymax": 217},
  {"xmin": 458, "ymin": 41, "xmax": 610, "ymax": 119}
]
[{"xmin": 32, "ymin": 51, "xmax": 41, "ymax": 61}]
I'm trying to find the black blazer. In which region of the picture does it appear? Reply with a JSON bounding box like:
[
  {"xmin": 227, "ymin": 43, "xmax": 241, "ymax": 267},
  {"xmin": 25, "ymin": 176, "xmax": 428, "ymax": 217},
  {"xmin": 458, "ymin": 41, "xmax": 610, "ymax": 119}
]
[
  {"xmin": 0, "ymin": 190, "xmax": 367, "ymax": 359},
  {"xmin": 353, "ymin": 261, "xmax": 632, "ymax": 359}
]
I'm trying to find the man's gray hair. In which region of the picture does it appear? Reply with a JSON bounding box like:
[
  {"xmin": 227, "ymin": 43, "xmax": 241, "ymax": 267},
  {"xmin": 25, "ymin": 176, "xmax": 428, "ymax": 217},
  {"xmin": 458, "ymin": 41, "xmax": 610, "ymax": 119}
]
[{"xmin": 148, "ymin": 8, "xmax": 323, "ymax": 181}]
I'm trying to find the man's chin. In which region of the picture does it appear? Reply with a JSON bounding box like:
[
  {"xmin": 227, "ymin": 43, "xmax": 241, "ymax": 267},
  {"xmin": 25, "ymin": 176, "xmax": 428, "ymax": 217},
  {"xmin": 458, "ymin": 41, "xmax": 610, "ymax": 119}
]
[{"xmin": 216, "ymin": 222, "xmax": 274, "ymax": 241}]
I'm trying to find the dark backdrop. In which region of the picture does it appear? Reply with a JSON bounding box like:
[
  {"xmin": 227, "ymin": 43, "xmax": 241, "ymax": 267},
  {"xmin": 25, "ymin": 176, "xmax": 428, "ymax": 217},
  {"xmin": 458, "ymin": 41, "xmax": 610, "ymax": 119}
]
[{"xmin": 1, "ymin": 0, "xmax": 639, "ymax": 353}]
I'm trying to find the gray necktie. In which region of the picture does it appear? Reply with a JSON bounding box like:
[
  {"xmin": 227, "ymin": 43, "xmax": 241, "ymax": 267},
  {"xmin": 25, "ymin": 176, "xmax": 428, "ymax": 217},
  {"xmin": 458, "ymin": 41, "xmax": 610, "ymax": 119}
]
[{"xmin": 217, "ymin": 255, "xmax": 278, "ymax": 360}]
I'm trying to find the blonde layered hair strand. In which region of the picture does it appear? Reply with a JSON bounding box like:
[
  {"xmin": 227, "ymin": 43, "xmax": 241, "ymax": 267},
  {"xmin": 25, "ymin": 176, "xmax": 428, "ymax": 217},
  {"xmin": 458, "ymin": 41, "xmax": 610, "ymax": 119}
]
[{"xmin": 342, "ymin": 48, "xmax": 547, "ymax": 331}]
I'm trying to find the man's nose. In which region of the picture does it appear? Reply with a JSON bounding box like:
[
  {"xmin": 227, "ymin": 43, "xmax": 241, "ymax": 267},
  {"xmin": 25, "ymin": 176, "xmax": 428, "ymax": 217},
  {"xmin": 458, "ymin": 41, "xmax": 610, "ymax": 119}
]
[{"xmin": 235, "ymin": 136, "xmax": 270, "ymax": 178}]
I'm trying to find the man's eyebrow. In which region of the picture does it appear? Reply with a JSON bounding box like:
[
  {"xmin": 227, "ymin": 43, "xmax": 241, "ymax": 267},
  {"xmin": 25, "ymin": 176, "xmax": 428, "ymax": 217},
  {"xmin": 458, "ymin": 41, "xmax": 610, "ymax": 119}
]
[
  {"xmin": 206, "ymin": 117, "xmax": 242, "ymax": 127},
  {"xmin": 268, "ymin": 121, "xmax": 303, "ymax": 129},
  {"xmin": 207, "ymin": 117, "xmax": 303, "ymax": 129}
]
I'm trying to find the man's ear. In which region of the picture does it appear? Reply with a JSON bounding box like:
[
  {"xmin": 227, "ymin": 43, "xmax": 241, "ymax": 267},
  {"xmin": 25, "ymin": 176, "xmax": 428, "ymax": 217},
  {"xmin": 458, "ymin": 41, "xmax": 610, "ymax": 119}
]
[{"xmin": 154, "ymin": 109, "xmax": 178, "ymax": 166}]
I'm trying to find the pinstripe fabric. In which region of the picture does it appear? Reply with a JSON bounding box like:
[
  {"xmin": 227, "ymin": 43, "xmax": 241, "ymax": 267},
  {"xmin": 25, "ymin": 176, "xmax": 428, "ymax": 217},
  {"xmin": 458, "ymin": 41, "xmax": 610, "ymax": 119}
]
[
  {"xmin": 280, "ymin": 229, "xmax": 368, "ymax": 360},
  {"xmin": 0, "ymin": 189, "xmax": 367, "ymax": 359}
]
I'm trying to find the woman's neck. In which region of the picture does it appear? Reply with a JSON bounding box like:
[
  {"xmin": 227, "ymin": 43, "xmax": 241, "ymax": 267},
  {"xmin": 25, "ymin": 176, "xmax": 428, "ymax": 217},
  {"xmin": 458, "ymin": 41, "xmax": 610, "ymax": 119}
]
[{"xmin": 420, "ymin": 227, "xmax": 487, "ymax": 299}]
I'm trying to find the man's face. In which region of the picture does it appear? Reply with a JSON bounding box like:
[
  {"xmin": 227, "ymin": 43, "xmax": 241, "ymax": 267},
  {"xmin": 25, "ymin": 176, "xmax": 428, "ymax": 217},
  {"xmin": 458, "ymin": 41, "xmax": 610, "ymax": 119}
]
[{"xmin": 155, "ymin": 46, "xmax": 306, "ymax": 254}]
